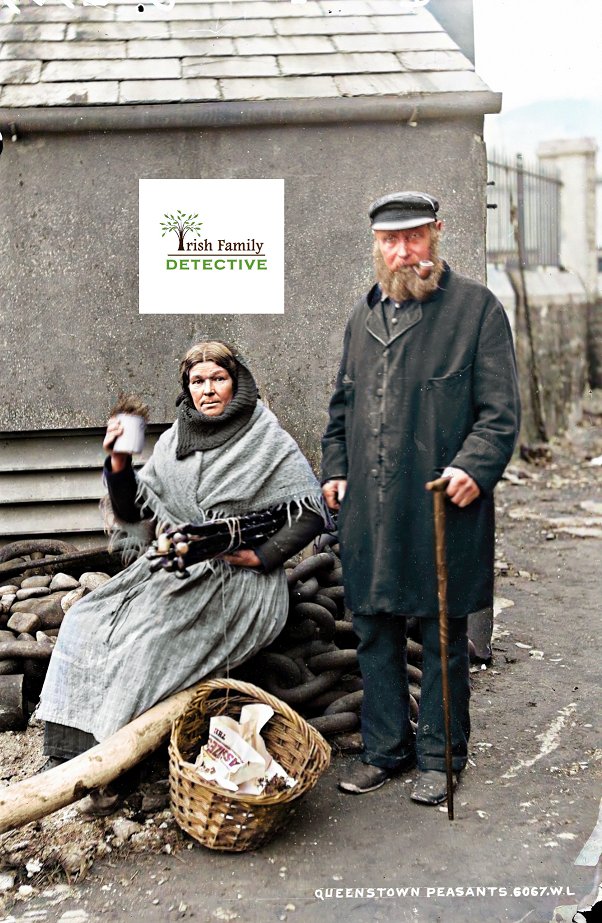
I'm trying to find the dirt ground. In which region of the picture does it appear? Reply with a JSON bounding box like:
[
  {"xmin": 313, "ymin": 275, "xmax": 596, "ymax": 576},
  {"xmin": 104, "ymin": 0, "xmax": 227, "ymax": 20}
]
[{"xmin": 1, "ymin": 396, "xmax": 601, "ymax": 923}]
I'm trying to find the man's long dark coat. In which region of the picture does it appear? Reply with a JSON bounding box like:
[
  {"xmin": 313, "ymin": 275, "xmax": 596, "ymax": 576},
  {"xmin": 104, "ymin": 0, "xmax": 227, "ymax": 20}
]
[{"xmin": 321, "ymin": 266, "xmax": 521, "ymax": 618}]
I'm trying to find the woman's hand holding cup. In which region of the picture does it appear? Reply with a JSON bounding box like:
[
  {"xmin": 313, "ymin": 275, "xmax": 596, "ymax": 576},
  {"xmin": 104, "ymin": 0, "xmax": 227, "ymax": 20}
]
[{"xmin": 103, "ymin": 416, "xmax": 131, "ymax": 473}]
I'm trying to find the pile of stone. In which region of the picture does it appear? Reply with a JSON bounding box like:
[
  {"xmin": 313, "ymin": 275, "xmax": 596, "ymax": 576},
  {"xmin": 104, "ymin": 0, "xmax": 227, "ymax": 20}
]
[
  {"xmin": 0, "ymin": 567, "xmax": 111, "ymax": 731},
  {"xmin": 0, "ymin": 535, "xmax": 425, "ymax": 749}
]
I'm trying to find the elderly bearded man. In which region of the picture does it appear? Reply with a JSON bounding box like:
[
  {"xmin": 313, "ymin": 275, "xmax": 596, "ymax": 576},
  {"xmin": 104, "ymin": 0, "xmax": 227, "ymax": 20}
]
[{"xmin": 321, "ymin": 192, "xmax": 520, "ymax": 804}]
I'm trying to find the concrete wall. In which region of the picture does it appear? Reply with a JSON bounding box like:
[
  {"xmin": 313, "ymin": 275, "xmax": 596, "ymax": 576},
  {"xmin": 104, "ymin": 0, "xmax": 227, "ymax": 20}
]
[
  {"xmin": 488, "ymin": 265, "xmax": 588, "ymax": 443},
  {"xmin": 588, "ymin": 299, "xmax": 602, "ymax": 389},
  {"xmin": 538, "ymin": 138, "xmax": 598, "ymax": 300},
  {"xmin": 0, "ymin": 115, "xmax": 487, "ymax": 467}
]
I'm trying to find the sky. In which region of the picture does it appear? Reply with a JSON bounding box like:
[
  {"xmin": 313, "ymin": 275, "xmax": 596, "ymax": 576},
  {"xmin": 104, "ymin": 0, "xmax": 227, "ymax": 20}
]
[{"xmin": 472, "ymin": 0, "xmax": 602, "ymax": 113}]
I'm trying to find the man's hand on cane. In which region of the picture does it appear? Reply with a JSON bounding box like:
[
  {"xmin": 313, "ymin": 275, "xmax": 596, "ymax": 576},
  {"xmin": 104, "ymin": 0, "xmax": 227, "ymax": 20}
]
[{"xmin": 441, "ymin": 467, "xmax": 480, "ymax": 508}]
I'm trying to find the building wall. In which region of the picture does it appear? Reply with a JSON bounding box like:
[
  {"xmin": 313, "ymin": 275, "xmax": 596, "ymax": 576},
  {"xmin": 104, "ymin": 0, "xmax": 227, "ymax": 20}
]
[
  {"xmin": 0, "ymin": 116, "xmax": 487, "ymax": 467},
  {"xmin": 538, "ymin": 138, "xmax": 598, "ymax": 300}
]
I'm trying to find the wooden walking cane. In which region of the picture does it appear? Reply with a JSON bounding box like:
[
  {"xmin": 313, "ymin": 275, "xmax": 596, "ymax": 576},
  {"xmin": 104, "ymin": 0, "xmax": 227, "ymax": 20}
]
[{"xmin": 426, "ymin": 476, "xmax": 455, "ymax": 821}]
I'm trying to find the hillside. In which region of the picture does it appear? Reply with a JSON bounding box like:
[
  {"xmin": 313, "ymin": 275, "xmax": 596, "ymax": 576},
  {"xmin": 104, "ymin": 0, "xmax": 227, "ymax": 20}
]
[{"xmin": 484, "ymin": 98, "xmax": 602, "ymax": 158}]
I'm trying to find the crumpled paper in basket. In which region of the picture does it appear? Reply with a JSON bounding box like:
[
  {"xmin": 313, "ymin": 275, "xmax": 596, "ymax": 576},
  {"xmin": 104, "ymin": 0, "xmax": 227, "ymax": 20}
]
[{"xmin": 194, "ymin": 703, "xmax": 297, "ymax": 795}]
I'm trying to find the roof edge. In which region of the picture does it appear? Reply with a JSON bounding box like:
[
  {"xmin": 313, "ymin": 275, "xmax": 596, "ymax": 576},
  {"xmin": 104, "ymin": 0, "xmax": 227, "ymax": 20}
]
[{"xmin": 0, "ymin": 91, "xmax": 502, "ymax": 135}]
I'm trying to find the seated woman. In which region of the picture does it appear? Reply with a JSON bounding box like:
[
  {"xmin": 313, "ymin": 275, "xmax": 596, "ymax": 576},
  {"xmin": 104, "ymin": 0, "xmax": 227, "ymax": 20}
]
[{"xmin": 37, "ymin": 341, "xmax": 327, "ymax": 809}]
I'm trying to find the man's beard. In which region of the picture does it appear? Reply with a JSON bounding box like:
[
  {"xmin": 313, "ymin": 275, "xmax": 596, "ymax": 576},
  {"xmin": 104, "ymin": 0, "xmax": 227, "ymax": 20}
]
[{"xmin": 373, "ymin": 233, "xmax": 444, "ymax": 302}]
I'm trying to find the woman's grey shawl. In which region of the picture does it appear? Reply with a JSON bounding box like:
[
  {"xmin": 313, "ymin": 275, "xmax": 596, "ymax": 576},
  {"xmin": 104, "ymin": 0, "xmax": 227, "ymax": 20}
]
[{"xmin": 38, "ymin": 404, "xmax": 325, "ymax": 741}]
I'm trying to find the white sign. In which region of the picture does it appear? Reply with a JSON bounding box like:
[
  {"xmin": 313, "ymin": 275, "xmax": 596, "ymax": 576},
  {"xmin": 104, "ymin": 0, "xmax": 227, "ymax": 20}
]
[{"xmin": 139, "ymin": 178, "xmax": 284, "ymax": 315}]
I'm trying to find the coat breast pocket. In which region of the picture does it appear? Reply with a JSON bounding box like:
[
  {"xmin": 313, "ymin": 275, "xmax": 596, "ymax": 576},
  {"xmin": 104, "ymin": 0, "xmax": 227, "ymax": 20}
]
[
  {"xmin": 424, "ymin": 364, "xmax": 473, "ymax": 461},
  {"xmin": 429, "ymin": 363, "xmax": 472, "ymax": 391}
]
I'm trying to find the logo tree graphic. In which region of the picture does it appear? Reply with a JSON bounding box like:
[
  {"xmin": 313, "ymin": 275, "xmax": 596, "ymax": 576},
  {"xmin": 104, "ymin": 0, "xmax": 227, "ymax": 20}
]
[{"xmin": 160, "ymin": 211, "xmax": 203, "ymax": 251}]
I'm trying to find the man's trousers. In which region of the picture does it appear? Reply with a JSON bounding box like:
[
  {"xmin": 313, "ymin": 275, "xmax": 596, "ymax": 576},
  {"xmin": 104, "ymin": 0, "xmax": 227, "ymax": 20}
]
[{"xmin": 352, "ymin": 613, "xmax": 470, "ymax": 773}]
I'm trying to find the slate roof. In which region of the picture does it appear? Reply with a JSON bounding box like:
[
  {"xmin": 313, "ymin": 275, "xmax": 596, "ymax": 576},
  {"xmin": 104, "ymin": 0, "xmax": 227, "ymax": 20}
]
[{"xmin": 0, "ymin": 0, "xmax": 492, "ymax": 108}]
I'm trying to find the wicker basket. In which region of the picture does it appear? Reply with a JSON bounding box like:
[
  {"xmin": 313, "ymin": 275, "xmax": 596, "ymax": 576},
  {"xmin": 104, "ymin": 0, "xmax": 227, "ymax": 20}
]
[{"xmin": 169, "ymin": 679, "xmax": 331, "ymax": 852}]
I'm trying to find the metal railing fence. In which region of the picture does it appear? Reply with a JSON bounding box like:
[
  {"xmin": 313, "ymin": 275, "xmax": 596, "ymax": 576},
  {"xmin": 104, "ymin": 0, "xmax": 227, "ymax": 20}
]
[{"xmin": 487, "ymin": 150, "xmax": 562, "ymax": 267}]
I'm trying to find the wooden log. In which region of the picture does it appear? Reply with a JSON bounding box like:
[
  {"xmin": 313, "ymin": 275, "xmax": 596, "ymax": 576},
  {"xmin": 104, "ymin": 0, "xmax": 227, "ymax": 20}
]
[{"xmin": 0, "ymin": 680, "xmax": 207, "ymax": 835}]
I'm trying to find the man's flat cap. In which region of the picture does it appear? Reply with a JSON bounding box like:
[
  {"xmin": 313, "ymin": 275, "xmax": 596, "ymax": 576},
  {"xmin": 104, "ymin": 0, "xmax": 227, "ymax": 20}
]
[{"xmin": 369, "ymin": 191, "xmax": 439, "ymax": 230}]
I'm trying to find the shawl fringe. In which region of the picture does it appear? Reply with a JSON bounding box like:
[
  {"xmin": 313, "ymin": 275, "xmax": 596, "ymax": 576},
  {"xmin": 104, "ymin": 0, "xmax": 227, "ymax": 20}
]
[{"xmin": 102, "ymin": 403, "xmax": 331, "ymax": 564}]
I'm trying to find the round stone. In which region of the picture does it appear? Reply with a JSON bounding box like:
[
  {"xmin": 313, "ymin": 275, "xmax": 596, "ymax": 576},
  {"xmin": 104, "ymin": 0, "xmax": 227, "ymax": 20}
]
[
  {"xmin": 61, "ymin": 586, "xmax": 87, "ymax": 613},
  {"xmin": 7, "ymin": 611, "xmax": 41, "ymax": 635},
  {"xmin": 15, "ymin": 587, "xmax": 51, "ymax": 601},
  {"xmin": 21, "ymin": 575, "xmax": 52, "ymax": 589},
  {"xmin": 79, "ymin": 572, "xmax": 111, "ymax": 591},
  {"xmin": 49, "ymin": 573, "xmax": 80, "ymax": 592}
]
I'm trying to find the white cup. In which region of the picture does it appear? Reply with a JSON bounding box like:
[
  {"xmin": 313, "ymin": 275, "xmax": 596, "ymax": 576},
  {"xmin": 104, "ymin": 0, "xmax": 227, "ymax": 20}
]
[{"xmin": 112, "ymin": 413, "xmax": 146, "ymax": 455}]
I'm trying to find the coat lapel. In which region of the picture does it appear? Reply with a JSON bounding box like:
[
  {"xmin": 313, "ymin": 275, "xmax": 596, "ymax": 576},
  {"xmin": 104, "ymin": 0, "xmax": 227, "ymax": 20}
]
[
  {"xmin": 365, "ymin": 300, "xmax": 423, "ymax": 346},
  {"xmin": 387, "ymin": 303, "xmax": 423, "ymax": 344},
  {"xmin": 365, "ymin": 301, "xmax": 388, "ymax": 346}
]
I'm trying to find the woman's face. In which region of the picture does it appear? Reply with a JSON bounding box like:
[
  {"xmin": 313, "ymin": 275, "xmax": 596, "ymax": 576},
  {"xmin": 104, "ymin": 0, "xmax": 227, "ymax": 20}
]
[{"xmin": 188, "ymin": 361, "xmax": 234, "ymax": 416}]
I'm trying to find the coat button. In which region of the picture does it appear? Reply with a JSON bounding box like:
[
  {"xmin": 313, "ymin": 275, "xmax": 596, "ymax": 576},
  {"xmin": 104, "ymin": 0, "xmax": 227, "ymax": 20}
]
[
  {"xmin": 370, "ymin": 468, "xmax": 378, "ymax": 477},
  {"xmin": 382, "ymin": 349, "xmax": 388, "ymax": 356},
  {"xmin": 372, "ymin": 428, "xmax": 379, "ymax": 436},
  {"xmin": 376, "ymin": 387, "xmax": 383, "ymax": 396}
]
